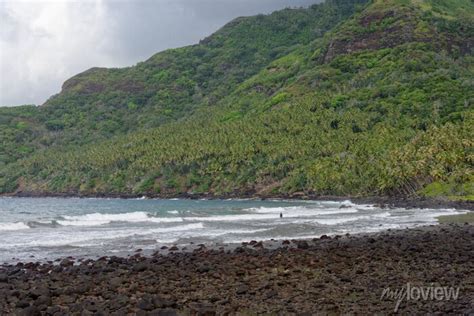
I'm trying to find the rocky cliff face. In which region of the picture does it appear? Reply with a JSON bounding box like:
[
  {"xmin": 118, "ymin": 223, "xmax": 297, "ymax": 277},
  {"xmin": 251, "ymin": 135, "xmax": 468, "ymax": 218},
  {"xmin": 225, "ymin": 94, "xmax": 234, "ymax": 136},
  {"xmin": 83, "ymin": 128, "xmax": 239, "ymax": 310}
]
[{"xmin": 322, "ymin": 1, "xmax": 473, "ymax": 63}]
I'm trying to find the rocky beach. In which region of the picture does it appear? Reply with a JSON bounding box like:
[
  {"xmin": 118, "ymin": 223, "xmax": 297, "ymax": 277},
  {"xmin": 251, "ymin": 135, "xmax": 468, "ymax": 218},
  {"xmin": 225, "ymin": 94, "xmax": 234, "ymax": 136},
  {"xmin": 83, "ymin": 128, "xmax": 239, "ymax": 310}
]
[
  {"xmin": 1, "ymin": 0, "xmax": 474, "ymax": 314},
  {"xmin": 1, "ymin": 223, "xmax": 473, "ymax": 315}
]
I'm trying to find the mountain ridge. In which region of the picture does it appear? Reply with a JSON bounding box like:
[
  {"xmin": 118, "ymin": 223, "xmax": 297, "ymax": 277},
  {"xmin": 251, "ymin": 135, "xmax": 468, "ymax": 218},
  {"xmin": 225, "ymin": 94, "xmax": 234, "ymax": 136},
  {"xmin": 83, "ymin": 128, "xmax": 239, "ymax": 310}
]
[{"xmin": 1, "ymin": 0, "xmax": 473, "ymax": 200}]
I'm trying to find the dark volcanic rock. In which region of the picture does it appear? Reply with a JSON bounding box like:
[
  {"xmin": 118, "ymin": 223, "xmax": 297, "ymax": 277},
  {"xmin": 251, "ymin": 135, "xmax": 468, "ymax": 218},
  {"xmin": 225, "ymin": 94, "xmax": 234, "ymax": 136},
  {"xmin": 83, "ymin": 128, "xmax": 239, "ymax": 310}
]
[
  {"xmin": 188, "ymin": 302, "xmax": 216, "ymax": 315},
  {"xmin": 133, "ymin": 262, "xmax": 150, "ymax": 272},
  {"xmin": 150, "ymin": 308, "xmax": 179, "ymax": 316},
  {"xmin": 16, "ymin": 300, "xmax": 30, "ymax": 308},
  {"xmin": 0, "ymin": 224, "xmax": 472, "ymax": 314},
  {"xmin": 236, "ymin": 284, "xmax": 249, "ymax": 295},
  {"xmin": 17, "ymin": 306, "xmax": 41, "ymax": 316},
  {"xmin": 197, "ymin": 264, "xmax": 211, "ymax": 273},
  {"xmin": 0, "ymin": 274, "xmax": 8, "ymax": 283},
  {"xmin": 137, "ymin": 298, "xmax": 155, "ymax": 311},
  {"xmin": 296, "ymin": 240, "xmax": 309, "ymax": 249},
  {"xmin": 59, "ymin": 259, "xmax": 74, "ymax": 267}
]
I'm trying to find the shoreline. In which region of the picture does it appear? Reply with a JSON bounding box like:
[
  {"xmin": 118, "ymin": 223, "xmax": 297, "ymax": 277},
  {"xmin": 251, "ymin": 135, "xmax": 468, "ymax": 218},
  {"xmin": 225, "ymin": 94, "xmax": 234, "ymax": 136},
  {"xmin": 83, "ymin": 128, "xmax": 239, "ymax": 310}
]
[
  {"xmin": 1, "ymin": 223, "xmax": 473, "ymax": 314},
  {"xmin": 2, "ymin": 191, "xmax": 473, "ymax": 211},
  {"xmin": 2, "ymin": 213, "xmax": 472, "ymax": 265}
]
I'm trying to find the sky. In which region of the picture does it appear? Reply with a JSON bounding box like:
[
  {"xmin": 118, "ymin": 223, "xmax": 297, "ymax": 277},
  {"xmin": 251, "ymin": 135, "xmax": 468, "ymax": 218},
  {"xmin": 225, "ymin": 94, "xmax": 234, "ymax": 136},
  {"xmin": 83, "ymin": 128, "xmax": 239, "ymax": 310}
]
[{"xmin": 0, "ymin": 0, "xmax": 319, "ymax": 107}]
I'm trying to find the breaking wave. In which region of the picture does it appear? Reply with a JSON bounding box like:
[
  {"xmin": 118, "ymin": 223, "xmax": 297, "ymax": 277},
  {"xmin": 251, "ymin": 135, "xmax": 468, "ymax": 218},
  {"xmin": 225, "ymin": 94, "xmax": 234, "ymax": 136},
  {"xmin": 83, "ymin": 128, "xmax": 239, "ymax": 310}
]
[
  {"xmin": 0, "ymin": 222, "xmax": 30, "ymax": 231},
  {"xmin": 57, "ymin": 212, "xmax": 183, "ymax": 226}
]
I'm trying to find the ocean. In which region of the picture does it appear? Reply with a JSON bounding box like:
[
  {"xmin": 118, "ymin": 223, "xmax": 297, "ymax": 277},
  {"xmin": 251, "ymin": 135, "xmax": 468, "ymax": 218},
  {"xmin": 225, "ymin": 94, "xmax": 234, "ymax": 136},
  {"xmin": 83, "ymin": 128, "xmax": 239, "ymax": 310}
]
[{"xmin": 0, "ymin": 197, "xmax": 467, "ymax": 263}]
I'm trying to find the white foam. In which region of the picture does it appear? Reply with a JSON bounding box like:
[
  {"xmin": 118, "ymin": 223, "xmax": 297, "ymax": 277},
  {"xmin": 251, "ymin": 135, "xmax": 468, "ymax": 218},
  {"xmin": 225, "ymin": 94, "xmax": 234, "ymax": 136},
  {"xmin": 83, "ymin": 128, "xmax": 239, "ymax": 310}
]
[
  {"xmin": 155, "ymin": 238, "xmax": 179, "ymax": 243},
  {"xmin": 3, "ymin": 222, "xmax": 206, "ymax": 248},
  {"xmin": 314, "ymin": 212, "xmax": 393, "ymax": 225},
  {"xmin": 371, "ymin": 211, "xmax": 392, "ymax": 218},
  {"xmin": 153, "ymin": 222, "xmax": 204, "ymax": 233},
  {"xmin": 57, "ymin": 212, "xmax": 183, "ymax": 226},
  {"xmin": 391, "ymin": 209, "xmax": 468, "ymax": 224},
  {"xmin": 247, "ymin": 206, "xmax": 295, "ymax": 213},
  {"xmin": 315, "ymin": 217, "xmax": 360, "ymax": 225},
  {"xmin": 184, "ymin": 205, "xmax": 363, "ymax": 222},
  {"xmin": 248, "ymin": 206, "xmax": 359, "ymax": 215},
  {"xmin": 0, "ymin": 222, "xmax": 30, "ymax": 231},
  {"xmin": 185, "ymin": 213, "xmax": 285, "ymax": 222},
  {"xmin": 202, "ymin": 228, "xmax": 270, "ymax": 237},
  {"xmin": 321, "ymin": 200, "xmax": 355, "ymax": 206},
  {"xmin": 2, "ymin": 197, "xmax": 470, "ymax": 264}
]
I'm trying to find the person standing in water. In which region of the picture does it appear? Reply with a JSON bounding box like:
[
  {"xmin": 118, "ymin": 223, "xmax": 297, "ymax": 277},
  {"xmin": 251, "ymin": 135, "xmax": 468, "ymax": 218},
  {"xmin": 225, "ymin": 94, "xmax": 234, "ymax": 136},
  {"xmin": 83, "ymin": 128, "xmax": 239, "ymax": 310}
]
[{"xmin": 280, "ymin": 212, "xmax": 283, "ymax": 218}]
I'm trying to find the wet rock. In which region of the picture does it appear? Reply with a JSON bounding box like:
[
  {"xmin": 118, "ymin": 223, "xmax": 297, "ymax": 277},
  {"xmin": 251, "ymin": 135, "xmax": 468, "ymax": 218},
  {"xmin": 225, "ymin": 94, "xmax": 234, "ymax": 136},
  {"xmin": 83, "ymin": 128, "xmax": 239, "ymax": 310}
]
[
  {"xmin": 83, "ymin": 299, "xmax": 100, "ymax": 312},
  {"xmin": 234, "ymin": 247, "xmax": 245, "ymax": 253},
  {"xmin": 236, "ymin": 284, "xmax": 248, "ymax": 295},
  {"xmin": 150, "ymin": 308, "xmax": 179, "ymax": 316},
  {"xmin": 196, "ymin": 264, "xmax": 211, "ymax": 273},
  {"xmin": 108, "ymin": 295, "xmax": 129, "ymax": 311},
  {"xmin": 108, "ymin": 256, "xmax": 125, "ymax": 265},
  {"xmin": 16, "ymin": 299, "xmax": 31, "ymax": 309},
  {"xmin": 60, "ymin": 259, "xmax": 74, "ymax": 267},
  {"xmin": 33, "ymin": 295, "xmax": 52, "ymax": 307},
  {"xmin": 0, "ymin": 274, "xmax": 8, "ymax": 283},
  {"xmin": 188, "ymin": 302, "xmax": 216, "ymax": 316},
  {"xmin": 297, "ymin": 241, "xmax": 309, "ymax": 249},
  {"xmin": 52, "ymin": 266, "xmax": 63, "ymax": 273},
  {"xmin": 45, "ymin": 306, "xmax": 62, "ymax": 315},
  {"xmin": 8, "ymin": 268, "xmax": 21, "ymax": 275},
  {"xmin": 153, "ymin": 296, "xmax": 176, "ymax": 308},
  {"xmin": 133, "ymin": 262, "xmax": 150, "ymax": 272},
  {"xmin": 109, "ymin": 277, "xmax": 123, "ymax": 288},
  {"xmin": 10, "ymin": 289, "xmax": 21, "ymax": 297},
  {"xmin": 28, "ymin": 287, "xmax": 49, "ymax": 299},
  {"xmin": 137, "ymin": 298, "xmax": 155, "ymax": 311},
  {"xmin": 17, "ymin": 306, "xmax": 41, "ymax": 316}
]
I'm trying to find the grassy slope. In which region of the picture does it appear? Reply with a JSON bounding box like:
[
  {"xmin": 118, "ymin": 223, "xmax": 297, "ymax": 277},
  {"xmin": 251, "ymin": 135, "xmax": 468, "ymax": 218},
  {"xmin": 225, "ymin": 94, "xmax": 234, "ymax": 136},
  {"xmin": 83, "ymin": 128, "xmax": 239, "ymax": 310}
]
[{"xmin": 1, "ymin": 0, "xmax": 473, "ymax": 200}]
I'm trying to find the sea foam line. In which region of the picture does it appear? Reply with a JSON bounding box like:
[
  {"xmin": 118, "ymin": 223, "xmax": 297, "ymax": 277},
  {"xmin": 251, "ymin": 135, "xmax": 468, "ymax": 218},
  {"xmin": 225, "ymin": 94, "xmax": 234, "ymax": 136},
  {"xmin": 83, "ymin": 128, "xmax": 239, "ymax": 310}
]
[
  {"xmin": 57, "ymin": 211, "xmax": 183, "ymax": 226},
  {"xmin": 0, "ymin": 222, "xmax": 30, "ymax": 232}
]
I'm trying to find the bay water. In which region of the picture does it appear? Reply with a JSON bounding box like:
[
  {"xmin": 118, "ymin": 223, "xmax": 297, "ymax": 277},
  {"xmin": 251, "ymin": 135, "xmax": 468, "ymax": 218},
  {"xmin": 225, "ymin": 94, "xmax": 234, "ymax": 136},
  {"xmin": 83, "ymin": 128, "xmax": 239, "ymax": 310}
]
[{"xmin": 0, "ymin": 197, "xmax": 467, "ymax": 263}]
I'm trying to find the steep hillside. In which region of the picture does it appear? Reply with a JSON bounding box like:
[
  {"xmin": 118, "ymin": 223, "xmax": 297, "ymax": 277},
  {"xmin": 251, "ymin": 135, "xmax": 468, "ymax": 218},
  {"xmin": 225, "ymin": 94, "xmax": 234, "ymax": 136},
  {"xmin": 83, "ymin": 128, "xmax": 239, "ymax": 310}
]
[
  {"xmin": 0, "ymin": 0, "xmax": 367, "ymax": 166},
  {"xmin": 1, "ymin": 0, "xmax": 473, "ymax": 200}
]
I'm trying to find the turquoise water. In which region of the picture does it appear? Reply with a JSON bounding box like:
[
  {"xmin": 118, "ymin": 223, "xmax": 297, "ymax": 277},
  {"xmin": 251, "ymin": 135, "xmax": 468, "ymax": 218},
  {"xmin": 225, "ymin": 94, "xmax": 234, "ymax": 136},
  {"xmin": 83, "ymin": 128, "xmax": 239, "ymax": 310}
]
[{"xmin": 0, "ymin": 197, "xmax": 467, "ymax": 263}]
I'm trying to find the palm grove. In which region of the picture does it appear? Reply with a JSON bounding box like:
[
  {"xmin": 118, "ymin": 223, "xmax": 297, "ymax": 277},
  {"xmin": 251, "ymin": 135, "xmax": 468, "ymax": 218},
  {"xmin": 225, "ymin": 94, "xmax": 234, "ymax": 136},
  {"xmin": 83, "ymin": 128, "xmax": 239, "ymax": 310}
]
[{"xmin": 0, "ymin": 0, "xmax": 473, "ymax": 200}]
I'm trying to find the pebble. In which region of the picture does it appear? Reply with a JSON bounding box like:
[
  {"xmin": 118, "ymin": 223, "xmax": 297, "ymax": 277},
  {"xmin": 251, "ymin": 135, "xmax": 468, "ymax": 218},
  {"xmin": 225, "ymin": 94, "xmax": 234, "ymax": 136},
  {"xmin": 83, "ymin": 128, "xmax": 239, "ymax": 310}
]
[{"xmin": 0, "ymin": 224, "xmax": 472, "ymax": 314}]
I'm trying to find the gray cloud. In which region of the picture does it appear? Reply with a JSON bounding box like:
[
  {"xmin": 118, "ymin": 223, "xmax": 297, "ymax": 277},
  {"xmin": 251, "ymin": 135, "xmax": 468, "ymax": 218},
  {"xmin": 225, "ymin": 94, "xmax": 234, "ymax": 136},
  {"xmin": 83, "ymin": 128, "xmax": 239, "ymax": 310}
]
[{"xmin": 0, "ymin": 0, "xmax": 319, "ymax": 106}]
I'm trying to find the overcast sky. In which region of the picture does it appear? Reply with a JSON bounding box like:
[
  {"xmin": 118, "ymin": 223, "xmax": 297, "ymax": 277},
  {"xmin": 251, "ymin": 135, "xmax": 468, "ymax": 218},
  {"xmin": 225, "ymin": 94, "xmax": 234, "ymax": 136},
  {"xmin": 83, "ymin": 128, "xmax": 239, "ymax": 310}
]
[{"xmin": 0, "ymin": 0, "xmax": 319, "ymax": 107}]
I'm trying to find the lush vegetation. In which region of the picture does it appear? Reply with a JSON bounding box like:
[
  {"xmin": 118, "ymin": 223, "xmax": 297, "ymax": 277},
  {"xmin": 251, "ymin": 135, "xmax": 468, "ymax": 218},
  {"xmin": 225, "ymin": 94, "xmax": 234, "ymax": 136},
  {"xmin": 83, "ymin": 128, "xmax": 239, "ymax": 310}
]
[
  {"xmin": 0, "ymin": 0, "xmax": 366, "ymax": 164},
  {"xmin": 0, "ymin": 0, "xmax": 473, "ymax": 200}
]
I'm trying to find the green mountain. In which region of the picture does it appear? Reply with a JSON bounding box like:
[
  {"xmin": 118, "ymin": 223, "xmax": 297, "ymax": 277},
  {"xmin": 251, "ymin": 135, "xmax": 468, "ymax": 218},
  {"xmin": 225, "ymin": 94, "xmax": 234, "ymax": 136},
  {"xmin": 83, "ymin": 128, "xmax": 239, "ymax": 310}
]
[{"xmin": 1, "ymin": 0, "xmax": 473, "ymax": 200}]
